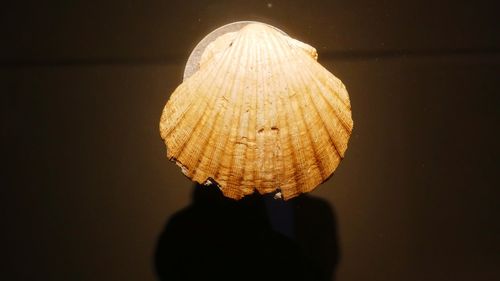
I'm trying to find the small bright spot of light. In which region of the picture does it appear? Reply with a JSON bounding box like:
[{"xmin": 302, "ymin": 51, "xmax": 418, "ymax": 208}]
[{"xmin": 267, "ymin": 3, "xmax": 273, "ymax": 8}]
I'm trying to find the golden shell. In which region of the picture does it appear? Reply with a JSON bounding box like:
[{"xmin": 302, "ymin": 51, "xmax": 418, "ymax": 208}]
[{"xmin": 160, "ymin": 23, "xmax": 353, "ymax": 200}]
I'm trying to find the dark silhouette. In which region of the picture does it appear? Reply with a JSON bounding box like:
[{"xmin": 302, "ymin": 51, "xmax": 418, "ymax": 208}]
[
  {"xmin": 287, "ymin": 194, "xmax": 341, "ymax": 280},
  {"xmin": 154, "ymin": 184, "xmax": 339, "ymax": 281}
]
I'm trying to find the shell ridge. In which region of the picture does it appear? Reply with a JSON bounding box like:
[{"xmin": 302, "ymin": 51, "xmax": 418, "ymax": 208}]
[
  {"xmin": 318, "ymin": 80, "xmax": 353, "ymax": 133},
  {"xmin": 264, "ymin": 29, "xmax": 281, "ymax": 192},
  {"xmin": 268, "ymin": 32, "xmax": 304, "ymax": 198},
  {"xmin": 236, "ymin": 33, "xmax": 260, "ymax": 193},
  {"xmin": 303, "ymin": 56, "xmax": 352, "ymax": 157},
  {"xmin": 292, "ymin": 53, "xmax": 347, "ymax": 159},
  {"xmin": 268, "ymin": 32, "xmax": 284, "ymax": 191},
  {"xmin": 288, "ymin": 49, "xmax": 328, "ymax": 180},
  {"xmin": 161, "ymin": 41, "xmax": 237, "ymax": 141},
  {"xmin": 310, "ymin": 62, "xmax": 351, "ymax": 109},
  {"xmin": 188, "ymin": 39, "xmax": 248, "ymax": 178},
  {"xmin": 173, "ymin": 74, "xmax": 227, "ymax": 177},
  {"xmin": 312, "ymin": 63, "xmax": 352, "ymax": 156},
  {"xmin": 212, "ymin": 30, "xmax": 254, "ymax": 198},
  {"xmin": 173, "ymin": 34, "xmax": 243, "ymax": 180},
  {"xmin": 278, "ymin": 31, "xmax": 312, "ymax": 198},
  {"xmin": 226, "ymin": 31, "xmax": 256, "ymax": 196},
  {"xmin": 243, "ymin": 29, "xmax": 262, "ymax": 192},
  {"xmin": 160, "ymin": 84, "xmax": 192, "ymax": 139},
  {"xmin": 254, "ymin": 30, "xmax": 266, "ymax": 190},
  {"xmin": 290, "ymin": 50, "xmax": 345, "ymax": 173},
  {"xmin": 258, "ymin": 29, "xmax": 284, "ymax": 192},
  {"xmin": 199, "ymin": 32, "xmax": 238, "ymax": 69},
  {"xmin": 250, "ymin": 32, "xmax": 262, "ymax": 191},
  {"xmin": 271, "ymin": 40, "xmax": 300, "ymax": 199},
  {"xmin": 306, "ymin": 84, "xmax": 344, "ymax": 160},
  {"xmin": 281, "ymin": 44, "xmax": 325, "ymax": 193},
  {"xmin": 260, "ymin": 29, "xmax": 275, "ymax": 191},
  {"xmin": 230, "ymin": 31, "xmax": 262, "ymax": 197},
  {"xmin": 271, "ymin": 29, "xmax": 302, "ymax": 195},
  {"xmin": 310, "ymin": 63, "xmax": 353, "ymax": 132},
  {"xmin": 173, "ymin": 72, "xmax": 223, "ymax": 163},
  {"xmin": 191, "ymin": 36, "xmax": 251, "ymax": 181},
  {"xmin": 196, "ymin": 40, "xmax": 244, "ymax": 184},
  {"xmin": 161, "ymin": 63, "xmax": 224, "ymax": 140},
  {"xmin": 295, "ymin": 53, "xmax": 353, "ymax": 135},
  {"xmin": 163, "ymin": 84, "xmax": 208, "ymax": 159},
  {"xmin": 322, "ymin": 71, "xmax": 351, "ymax": 108},
  {"xmin": 216, "ymin": 32, "xmax": 249, "ymax": 197}
]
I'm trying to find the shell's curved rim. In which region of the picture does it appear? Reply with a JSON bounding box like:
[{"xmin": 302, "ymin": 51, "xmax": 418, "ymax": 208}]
[
  {"xmin": 162, "ymin": 22, "xmax": 353, "ymax": 200},
  {"xmin": 183, "ymin": 21, "xmax": 288, "ymax": 81}
]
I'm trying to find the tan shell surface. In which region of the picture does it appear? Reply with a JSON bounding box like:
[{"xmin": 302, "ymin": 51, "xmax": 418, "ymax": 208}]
[{"xmin": 160, "ymin": 23, "xmax": 353, "ymax": 200}]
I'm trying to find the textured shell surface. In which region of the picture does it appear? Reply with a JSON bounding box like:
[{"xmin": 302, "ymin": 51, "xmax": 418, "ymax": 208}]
[{"xmin": 159, "ymin": 23, "xmax": 353, "ymax": 200}]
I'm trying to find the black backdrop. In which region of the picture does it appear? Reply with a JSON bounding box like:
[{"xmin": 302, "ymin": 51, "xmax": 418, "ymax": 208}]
[{"xmin": 2, "ymin": 1, "xmax": 499, "ymax": 280}]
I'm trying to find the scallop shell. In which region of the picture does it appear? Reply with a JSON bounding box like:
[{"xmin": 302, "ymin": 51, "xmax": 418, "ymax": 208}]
[{"xmin": 159, "ymin": 23, "xmax": 353, "ymax": 200}]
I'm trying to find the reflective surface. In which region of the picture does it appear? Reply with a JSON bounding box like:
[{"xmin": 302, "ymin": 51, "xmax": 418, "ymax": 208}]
[{"xmin": 183, "ymin": 21, "xmax": 287, "ymax": 80}]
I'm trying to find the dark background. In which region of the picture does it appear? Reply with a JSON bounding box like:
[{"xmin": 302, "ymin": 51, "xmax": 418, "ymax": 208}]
[{"xmin": 2, "ymin": 1, "xmax": 499, "ymax": 280}]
